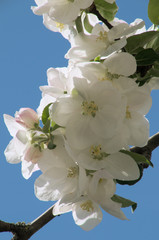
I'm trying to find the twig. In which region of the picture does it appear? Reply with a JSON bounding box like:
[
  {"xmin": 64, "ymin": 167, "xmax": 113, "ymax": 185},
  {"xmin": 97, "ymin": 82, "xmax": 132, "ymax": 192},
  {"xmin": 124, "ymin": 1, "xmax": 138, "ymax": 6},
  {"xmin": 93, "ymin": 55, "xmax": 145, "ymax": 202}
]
[
  {"xmin": 89, "ymin": 4, "xmax": 113, "ymax": 29},
  {"xmin": 0, "ymin": 205, "xmax": 58, "ymax": 240},
  {"xmin": 130, "ymin": 132, "xmax": 159, "ymax": 168}
]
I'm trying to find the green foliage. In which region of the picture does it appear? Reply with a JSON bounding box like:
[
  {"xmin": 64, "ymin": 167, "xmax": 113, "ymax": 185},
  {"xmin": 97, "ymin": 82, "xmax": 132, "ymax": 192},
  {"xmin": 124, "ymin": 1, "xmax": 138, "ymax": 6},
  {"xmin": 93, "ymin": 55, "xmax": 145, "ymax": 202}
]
[
  {"xmin": 125, "ymin": 31, "xmax": 159, "ymax": 54},
  {"xmin": 135, "ymin": 48, "xmax": 159, "ymax": 66},
  {"xmin": 94, "ymin": 0, "xmax": 118, "ymax": 21},
  {"xmin": 42, "ymin": 103, "xmax": 52, "ymax": 125},
  {"xmin": 111, "ymin": 194, "xmax": 137, "ymax": 212},
  {"xmin": 146, "ymin": 33, "xmax": 159, "ymax": 53},
  {"xmin": 148, "ymin": 0, "xmax": 159, "ymax": 25},
  {"xmin": 83, "ymin": 14, "xmax": 93, "ymax": 33},
  {"xmin": 75, "ymin": 16, "xmax": 83, "ymax": 33}
]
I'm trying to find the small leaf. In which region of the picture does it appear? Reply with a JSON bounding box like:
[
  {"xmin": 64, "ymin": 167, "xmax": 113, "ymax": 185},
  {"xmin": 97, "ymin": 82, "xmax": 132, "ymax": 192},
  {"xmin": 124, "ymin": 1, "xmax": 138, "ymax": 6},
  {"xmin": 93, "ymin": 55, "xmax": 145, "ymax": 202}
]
[
  {"xmin": 148, "ymin": 0, "xmax": 159, "ymax": 25},
  {"xmin": 42, "ymin": 103, "xmax": 52, "ymax": 125},
  {"xmin": 83, "ymin": 14, "xmax": 93, "ymax": 33},
  {"xmin": 42, "ymin": 119, "xmax": 50, "ymax": 133},
  {"xmin": 75, "ymin": 16, "xmax": 83, "ymax": 33},
  {"xmin": 125, "ymin": 31, "xmax": 159, "ymax": 54},
  {"xmin": 146, "ymin": 34, "xmax": 159, "ymax": 52},
  {"xmin": 135, "ymin": 48, "xmax": 159, "ymax": 66},
  {"xmin": 111, "ymin": 194, "xmax": 137, "ymax": 213},
  {"xmin": 94, "ymin": 0, "xmax": 118, "ymax": 22}
]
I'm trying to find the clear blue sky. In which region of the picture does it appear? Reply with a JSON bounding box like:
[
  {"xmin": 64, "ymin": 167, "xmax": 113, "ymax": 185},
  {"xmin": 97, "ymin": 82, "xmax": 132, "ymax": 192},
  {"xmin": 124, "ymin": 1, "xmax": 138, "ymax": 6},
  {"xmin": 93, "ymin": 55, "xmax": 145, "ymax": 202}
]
[{"xmin": 1, "ymin": 0, "xmax": 159, "ymax": 239}]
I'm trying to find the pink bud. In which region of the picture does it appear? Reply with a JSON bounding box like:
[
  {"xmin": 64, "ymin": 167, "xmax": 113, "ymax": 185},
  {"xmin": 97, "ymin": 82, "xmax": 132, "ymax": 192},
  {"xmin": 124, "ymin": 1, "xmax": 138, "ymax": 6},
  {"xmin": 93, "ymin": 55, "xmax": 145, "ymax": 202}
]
[
  {"xmin": 24, "ymin": 145, "xmax": 42, "ymax": 163},
  {"xmin": 15, "ymin": 108, "xmax": 39, "ymax": 129}
]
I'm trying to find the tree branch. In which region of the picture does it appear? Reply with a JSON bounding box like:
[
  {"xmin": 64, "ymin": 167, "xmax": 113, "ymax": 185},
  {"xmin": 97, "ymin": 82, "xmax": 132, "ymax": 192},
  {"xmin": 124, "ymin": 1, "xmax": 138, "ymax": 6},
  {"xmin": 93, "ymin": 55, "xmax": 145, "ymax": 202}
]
[
  {"xmin": 130, "ymin": 132, "xmax": 159, "ymax": 168},
  {"xmin": 0, "ymin": 205, "xmax": 58, "ymax": 240},
  {"xmin": 89, "ymin": 4, "xmax": 113, "ymax": 29}
]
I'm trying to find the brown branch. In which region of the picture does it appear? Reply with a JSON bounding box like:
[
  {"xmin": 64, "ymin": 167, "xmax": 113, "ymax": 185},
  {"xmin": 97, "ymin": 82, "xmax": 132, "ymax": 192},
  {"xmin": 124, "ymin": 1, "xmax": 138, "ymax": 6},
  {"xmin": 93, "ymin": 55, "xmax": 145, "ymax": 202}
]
[
  {"xmin": 130, "ymin": 132, "xmax": 159, "ymax": 168},
  {"xmin": 89, "ymin": 3, "xmax": 113, "ymax": 29},
  {"xmin": 0, "ymin": 205, "xmax": 58, "ymax": 240}
]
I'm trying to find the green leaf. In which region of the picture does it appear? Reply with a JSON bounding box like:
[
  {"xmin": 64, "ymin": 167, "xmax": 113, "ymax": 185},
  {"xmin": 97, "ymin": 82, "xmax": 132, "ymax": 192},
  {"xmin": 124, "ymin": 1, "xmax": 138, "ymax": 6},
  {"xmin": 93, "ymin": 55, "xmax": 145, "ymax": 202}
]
[
  {"xmin": 75, "ymin": 16, "xmax": 83, "ymax": 33},
  {"xmin": 83, "ymin": 14, "xmax": 93, "ymax": 33},
  {"xmin": 94, "ymin": 0, "xmax": 118, "ymax": 22},
  {"xmin": 120, "ymin": 150, "xmax": 153, "ymax": 167},
  {"xmin": 125, "ymin": 31, "xmax": 159, "ymax": 54},
  {"xmin": 42, "ymin": 119, "xmax": 50, "ymax": 133},
  {"xmin": 111, "ymin": 194, "xmax": 137, "ymax": 213},
  {"xmin": 148, "ymin": 0, "xmax": 159, "ymax": 25},
  {"xmin": 135, "ymin": 48, "xmax": 159, "ymax": 66},
  {"xmin": 42, "ymin": 103, "xmax": 52, "ymax": 125},
  {"xmin": 146, "ymin": 34, "xmax": 159, "ymax": 52}
]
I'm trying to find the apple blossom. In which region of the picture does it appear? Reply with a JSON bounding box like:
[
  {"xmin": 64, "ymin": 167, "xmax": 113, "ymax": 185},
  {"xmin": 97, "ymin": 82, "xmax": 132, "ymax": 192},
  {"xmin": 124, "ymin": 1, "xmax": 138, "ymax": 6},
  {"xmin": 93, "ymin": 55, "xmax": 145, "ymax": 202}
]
[
  {"xmin": 51, "ymin": 78, "xmax": 126, "ymax": 149},
  {"xmin": 32, "ymin": 0, "xmax": 94, "ymax": 24},
  {"xmin": 65, "ymin": 18, "xmax": 145, "ymax": 62},
  {"xmin": 53, "ymin": 169, "xmax": 127, "ymax": 231}
]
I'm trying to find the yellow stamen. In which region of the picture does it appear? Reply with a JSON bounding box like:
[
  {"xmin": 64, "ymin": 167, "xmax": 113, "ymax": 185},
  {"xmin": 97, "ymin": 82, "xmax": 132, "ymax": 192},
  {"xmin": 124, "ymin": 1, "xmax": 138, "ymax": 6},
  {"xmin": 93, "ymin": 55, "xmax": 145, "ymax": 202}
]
[
  {"xmin": 126, "ymin": 106, "xmax": 131, "ymax": 119},
  {"xmin": 81, "ymin": 101, "xmax": 98, "ymax": 117},
  {"xmin": 80, "ymin": 200, "xmax": 94, "ymax": 212}
]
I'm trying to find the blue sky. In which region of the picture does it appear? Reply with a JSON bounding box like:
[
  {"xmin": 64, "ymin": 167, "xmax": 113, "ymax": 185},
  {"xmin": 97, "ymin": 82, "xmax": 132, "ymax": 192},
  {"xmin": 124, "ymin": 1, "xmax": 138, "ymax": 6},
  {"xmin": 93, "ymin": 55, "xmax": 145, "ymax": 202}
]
[{"xmin": 1, "ymin": 0, "xmax": 159, "ymax": 239}]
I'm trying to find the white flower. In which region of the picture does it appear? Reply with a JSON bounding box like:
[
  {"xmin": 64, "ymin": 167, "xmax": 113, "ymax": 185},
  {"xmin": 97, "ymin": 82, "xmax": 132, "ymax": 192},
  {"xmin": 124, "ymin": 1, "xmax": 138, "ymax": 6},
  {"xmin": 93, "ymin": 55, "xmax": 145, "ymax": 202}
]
[
  {"xmin": 51, "ymin": 78, "xmax": 126, "ymax": 149},
  {"xmin": 75, "ymin": 54, "xmax": 152, "ymax": 147},
  {"xmin": 37, "ymin": 66, "xmax": 74, "ymax": 117},
  {"xmin": 3, "ymin": 113, "xmax": 40, "ymax": 179},
  {"xmin": 114, "ymin": 77, "xmax": 152, "ymax": 147},
  {"xmin": 75, "ymin": 52, "xmax": 137, "ymax": 83},
  {"xmin": 66, "ymin": 141, "xmax": 140, "ymax": 181},
  {"xmin": 65, "ymin": 19, "xmax": 145, "ymax": 62},
  {"xmin": 32, "ymin": 0, "xmax": 94, "ymax": 24},
  {"xmin": 53, "ymin": 169, "xmax": 127, "ymax": 231}
]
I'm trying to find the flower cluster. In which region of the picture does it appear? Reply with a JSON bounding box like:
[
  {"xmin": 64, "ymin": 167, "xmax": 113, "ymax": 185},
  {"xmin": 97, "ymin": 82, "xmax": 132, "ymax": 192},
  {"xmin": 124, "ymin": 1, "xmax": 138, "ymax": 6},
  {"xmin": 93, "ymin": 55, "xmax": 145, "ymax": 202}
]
[{"xmin": 4, "ymin": 0, "xmax": 156, "ymax": 231}]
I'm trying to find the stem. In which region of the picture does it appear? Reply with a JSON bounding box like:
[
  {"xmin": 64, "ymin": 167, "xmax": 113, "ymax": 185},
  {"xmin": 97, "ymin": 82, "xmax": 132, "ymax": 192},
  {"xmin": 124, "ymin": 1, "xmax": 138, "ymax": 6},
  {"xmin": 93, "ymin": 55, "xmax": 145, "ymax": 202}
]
[
  {"xmin": 89, "ymin": 4, "xmax": 113, "ymax": 29},
  {"xmin": 28, "ymin": 205, "xmax": 57, "ymax": 238},
  {"xmin": 0, "ymin": 205, "xmax": 58, "ymax": 240}
]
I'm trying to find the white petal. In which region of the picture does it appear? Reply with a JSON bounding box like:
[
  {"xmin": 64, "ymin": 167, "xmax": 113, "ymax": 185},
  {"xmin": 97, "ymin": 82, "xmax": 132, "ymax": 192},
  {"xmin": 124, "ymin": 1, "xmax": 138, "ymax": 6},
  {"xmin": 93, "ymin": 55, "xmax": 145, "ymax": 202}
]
[
  {"xmin": 73, "ymin": 199, "xmax": 102, "ymax": 231},
  {"xmin": 100, "ymin": 198, "xmax": 127, "ymax": 220},
  {"xmin": 4, "ymin": 139, "xmax": 21, "ymax": 164},
  {"xmin": 21, "ymin": 160, "xmax": 39, "ymax": 179},
  {"xmin": 104, "ymin": 52, "xmax": 137, "ymax": 76},
  {"xmin": 3, "ymin": 114, "xmax": 23, "ymax": 137},
  {"xmin": 34, "ymin": 173, "xmax": 61, "ymax": 201},
  {"xmin": 126, "ymin": 112, "xmax": 149, "ymax": 147},
  {"xmin": 103, "ymin": 152, "xmax": 140, "ymax": 180}
]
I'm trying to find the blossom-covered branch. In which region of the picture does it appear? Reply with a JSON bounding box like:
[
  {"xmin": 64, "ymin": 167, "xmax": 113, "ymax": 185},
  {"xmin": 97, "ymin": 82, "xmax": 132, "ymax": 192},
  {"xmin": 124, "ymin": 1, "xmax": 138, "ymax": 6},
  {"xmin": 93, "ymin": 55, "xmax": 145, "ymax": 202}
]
[{"xmin": 3, "ymin": 0, "xmax": 159, "ymax": 234}]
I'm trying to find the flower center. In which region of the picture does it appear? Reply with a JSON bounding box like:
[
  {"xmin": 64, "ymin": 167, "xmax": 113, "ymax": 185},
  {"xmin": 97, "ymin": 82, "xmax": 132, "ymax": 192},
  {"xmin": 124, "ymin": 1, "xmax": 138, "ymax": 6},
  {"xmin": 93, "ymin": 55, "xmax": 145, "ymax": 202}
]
[
  {"xmin": 96, "ymin": 31, "xmax": 108, "ymax": 42},
  {"xmin": 126, "ymin": 106, "xmax": 131, "ymax": 119},
  {"xmin": 67, "ymin": 167, "xmax": 78, "ymax": 178},
  {"xmin": 98, "ymin": 70, "xmax": 119, "ymax": 82},
  {"xmin": 81, "ymin": 101, "xmax": 98, "ymax": 117},
  {"xmin": 56, "ymin": 22, "xmax": 64, "ymax": 32},
  {"xmin": 89, "ymin": 145, "xmax": 109, "ymax": 160},
  {"xmin": 80, "ymin": 200, "xmax": 94, "ymax": 212}
]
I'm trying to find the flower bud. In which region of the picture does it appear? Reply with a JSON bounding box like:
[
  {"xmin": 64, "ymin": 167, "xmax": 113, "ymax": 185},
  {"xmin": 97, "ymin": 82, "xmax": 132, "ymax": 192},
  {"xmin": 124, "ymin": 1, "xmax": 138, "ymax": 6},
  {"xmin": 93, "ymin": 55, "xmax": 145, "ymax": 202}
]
[{"xmin": 15, "ymin": 108, "xmax": 39, "ymax": 129}]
